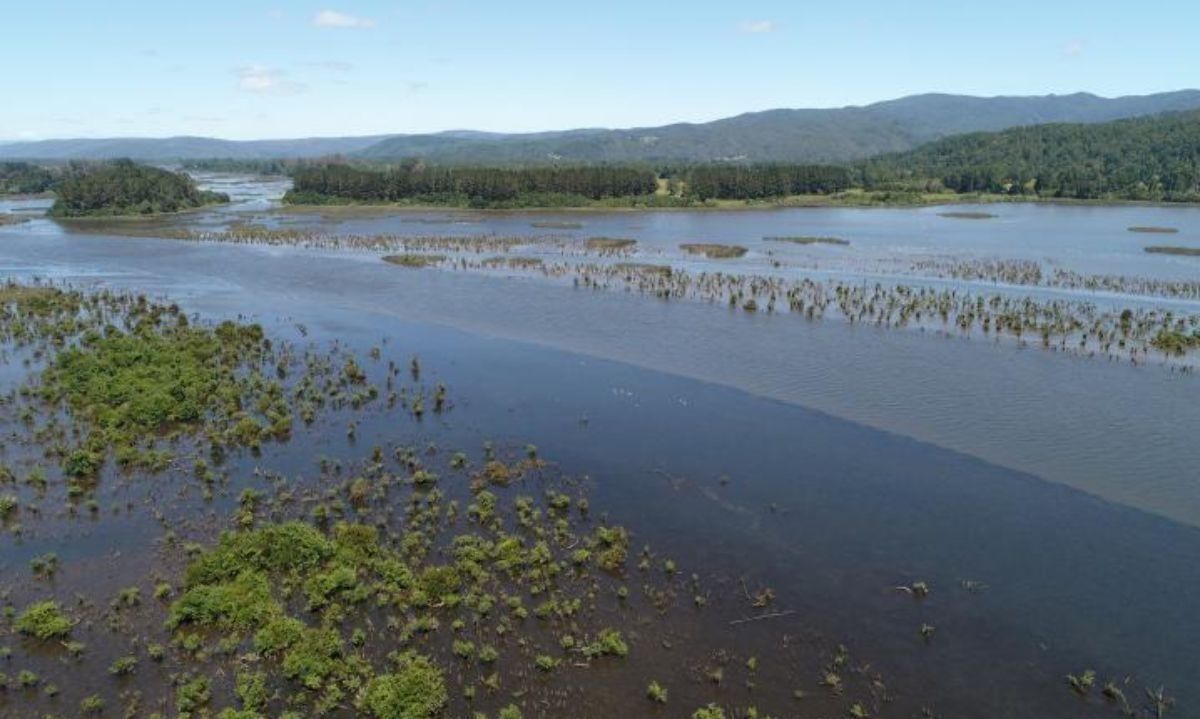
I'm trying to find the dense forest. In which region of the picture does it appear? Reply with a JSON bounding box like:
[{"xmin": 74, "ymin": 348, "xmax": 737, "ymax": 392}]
[
  {"xmin": 0, "ymin": 161, "xmax": 57, "ymax": 195},
  {"xmin": 285, "ymin": 161, "xmax": 861, "ymax": 206},
  {"xmin": 49, "ymin": 160, "xmax": 230, "ymax": 217},
  {"xmin": 685, "ymin": 164, "xmax": 853, "ymax": 200},
  {"xmin": 862, "ymin": 110, "xmax": 1200, "ymax": 201},
  {"xmin": 286, "ymin": 163, "xmax": 660, "ymax": 207}
]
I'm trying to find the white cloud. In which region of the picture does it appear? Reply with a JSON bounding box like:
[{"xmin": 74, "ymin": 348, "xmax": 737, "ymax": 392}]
[
  {"xmin": 740, "ymin": 20, "xmax": 776, "ymax": 34},
  {"xmin": 235, "ymin": 66, "xmax": 307, "ymax": 96},
  {"xmin": 312, "ymin": 10, "xmax": 376, "ymax": 28}
]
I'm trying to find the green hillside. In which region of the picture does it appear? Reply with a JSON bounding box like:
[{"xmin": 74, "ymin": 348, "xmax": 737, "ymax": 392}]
[{"xmin": 863, "ymin": 110, "xmax": 1200, "ymax": 201}]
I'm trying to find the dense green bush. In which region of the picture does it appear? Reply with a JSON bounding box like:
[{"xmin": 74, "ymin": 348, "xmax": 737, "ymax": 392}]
[
  {"xmin": 362, "ymin": 652, "xmax": 448, "ymax": 719},
  {"xmin": 15, "ymin": 600, "xmax": 73, "ymax": 639}
]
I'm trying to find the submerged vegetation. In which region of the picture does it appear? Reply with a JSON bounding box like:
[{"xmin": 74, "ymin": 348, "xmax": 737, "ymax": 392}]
[
  {"xmin": 382, "ymin": 253, "xmax": 448, "ymax": 268},
  {"xmin": 680, "ymin": 243, "xmax": 748, "ymax": 259},
  {"xmin": 49, "ymin": 159, "xmax": 229, "ymax": 217},
  {"xmin": 0, "ymin": 278, "xmax": 1184, "ymax": 718},
  {"xmin": 1144, "ymin": 245, "xmax": 1200, "ymax": 257},
  {"xmin": 91, "ymin": 224, "xmax": 1200, "ymax": 366},
  {"xmin": 585, "ymin": 236, "xmax": 637, "ymax": 252},
  {"xmin": 1129, "ymin": 226, "xmax": 1180, "ymax": 234},
  {"xmin": 937, "ymin": 211, "xmax": 997, "ymax": 219},
  {"xmin": 764, "ymin": 235, "xmax": 849, "ymax": 246}
]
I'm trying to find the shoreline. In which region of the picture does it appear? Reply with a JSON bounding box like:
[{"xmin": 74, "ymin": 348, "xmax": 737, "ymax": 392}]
[
  {"xmin": 277, "ymin": 192, "xmax": 1200, "ymax": 215},
  {"xmin": 47, "ymin": 200, "xmax": 230, "ymax": 222}
]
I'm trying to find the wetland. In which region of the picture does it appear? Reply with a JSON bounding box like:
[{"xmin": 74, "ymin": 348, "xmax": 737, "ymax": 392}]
[{"xmin": 0, "ymin": 175, "xmax": 1199, "ymax": 718}]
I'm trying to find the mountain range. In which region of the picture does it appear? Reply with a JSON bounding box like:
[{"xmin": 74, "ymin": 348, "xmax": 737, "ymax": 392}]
[{"xmin": 3, "ymin": 90, "xmax": 1199, "ymax": 165}]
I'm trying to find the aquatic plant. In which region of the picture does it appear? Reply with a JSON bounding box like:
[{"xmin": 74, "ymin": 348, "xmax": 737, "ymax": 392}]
[
  {"xmin": 1145, "ymin": 245, "xmax": 1200, "ymax": 257},
  {"xmin": 580, "ymin": 629, "xmax": 628, "ymax": 658},
  {"xmin": 80, "ymin": 695, "xmax": 105, "ymax": 714},
  {"xmin": 692, "ymin": 704, "xmax": 727, "ymax": 719},
  {"xmin": 647, "ymin": 681, "xmax": 668, "ymax": 703},
  {"xmin": 586, "ymin": 237, "xmax": 638, "ymax": 252},
  {"xmin": 15, "ymin": 601, "xmax": 73, "ymax": 639},
  {"xmin": 937, "ymin": 211, "xmax": 996, "ymax": 220},
  {"xmin": 361, "ymin": 652, "xmax": 447, "ymax": 719},
  {"xmin": 107, "ymin": 655, "xmax": 138, "ymax": 676},
  {"xmin": 382, "ymin": 254, "xmax": 448, "ymax": 268},
  {"xmin": 1066, "ymin": 669, "xmax": 1096, "ymax": 695},
  {"xmin": 680, "ymin": 243, "xmax": 748, "ymax": 259},
  {"xmin": 764, "ymin": 236, "xmax": 849, "ymax": 246}
]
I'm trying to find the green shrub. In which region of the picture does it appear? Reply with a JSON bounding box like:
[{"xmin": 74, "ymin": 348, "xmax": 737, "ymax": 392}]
[
  {"xmin": 15, "ymin": 601, "xmax": 72, "ymax": 639},
  {"xmin": 362, "ymin": 652, "xmax": 447, "ymax": 719}
]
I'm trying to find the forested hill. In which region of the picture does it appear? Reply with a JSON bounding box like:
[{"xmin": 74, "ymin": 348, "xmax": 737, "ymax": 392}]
[
  {"xmin": 4, "ymin": 90, "xmax": 1200, "ymax": 164},
  {"xmin": 862, "ymin": 109, "xmax": 1200, "ymax": 201},
  {"xmin": 354, "ymin": 91, "xmax": 1200, "ymax": 165}
]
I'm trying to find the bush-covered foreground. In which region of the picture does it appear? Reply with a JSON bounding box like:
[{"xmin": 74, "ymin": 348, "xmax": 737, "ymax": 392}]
[
  {"xmin": 0, "ymin": 282, "xmax": 409, "ymax": 492},
  {"xmin": 0, "ymin": 282, "xmax": 1179, "ymax": 719}
]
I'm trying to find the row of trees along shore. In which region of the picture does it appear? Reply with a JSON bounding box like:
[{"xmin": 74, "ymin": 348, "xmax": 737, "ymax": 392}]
[{"xmin": 285, "ymin": 162, "xmax": 854, "ymax": 203}]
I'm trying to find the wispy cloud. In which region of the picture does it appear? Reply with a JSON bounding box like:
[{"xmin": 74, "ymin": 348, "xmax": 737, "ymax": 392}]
[
  {"xmin": 312, "ymin": 10, "xmax": 376, "ymax": 28},
  {"xmin": 739, "ymin": 20, "xmax": 776, "ymax": 34},
  {"xmin": 318, "ymin": 61, "xmax": 355, "ymax": 73},
  {"xmin": 1060, "ymin": 39, "xmax": 1087, "ymax": 58},
  {"xmin": 234, "ymin": 66, "xmax": 307, "ymax": 96}
]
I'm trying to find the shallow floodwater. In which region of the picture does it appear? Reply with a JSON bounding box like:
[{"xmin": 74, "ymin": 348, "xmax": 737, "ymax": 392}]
[
  {"xmin": 283, "ymin": 201, "xmax": 1200, "ymax": 282},
  {"xmin": 6, "ymin": 216, "xmax": 1200, "ymax": 527},
  {"xmin": 2, "ymin": 188, "xmax": 1200, "ymax": 715}
]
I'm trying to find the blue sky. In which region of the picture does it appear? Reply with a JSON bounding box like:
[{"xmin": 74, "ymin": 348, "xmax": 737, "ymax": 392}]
[{"xmin": 2, "ymin": 1, "xmax": 1197, "ymax": 141}]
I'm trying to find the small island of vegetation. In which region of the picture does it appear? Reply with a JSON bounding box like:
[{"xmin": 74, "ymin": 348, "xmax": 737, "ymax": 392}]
[
  {"xmin": 48, "ymin": 159, "xmax": 229, "ymax": 218},
  {"xmin": 1129, "ymin": 226, "xmax": 1180, "ymax": 234},
  {"xmin": 764, "ymin": 235, "xmax": 850, "ymax": 246},
  {"xmin": 680, "ymin": 243, "xmax": 748, "ymax": 258},
  {"xmin": 1145, "ymin": 245, "xmax": 1200, "ymax": 256}
]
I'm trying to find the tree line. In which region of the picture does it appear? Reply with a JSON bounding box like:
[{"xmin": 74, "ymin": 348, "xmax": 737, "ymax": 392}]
[
  {"xmin": 180, "ymin": 158, "xmax": 302, "ymax": 175},
  {"xmin": 288, "ymin": 163, "xmax": 659, "ymax": 206},
  {"xmin": 287, "ymin": 161, "xmax": 859, "ymax": 205},
  {"xmin": 0, "ymin": 162, "xmax": 57, "ymax": 195},
  {"xmin": 684, "ymin": 164, "xmax": 853, "ymax": 200}
]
